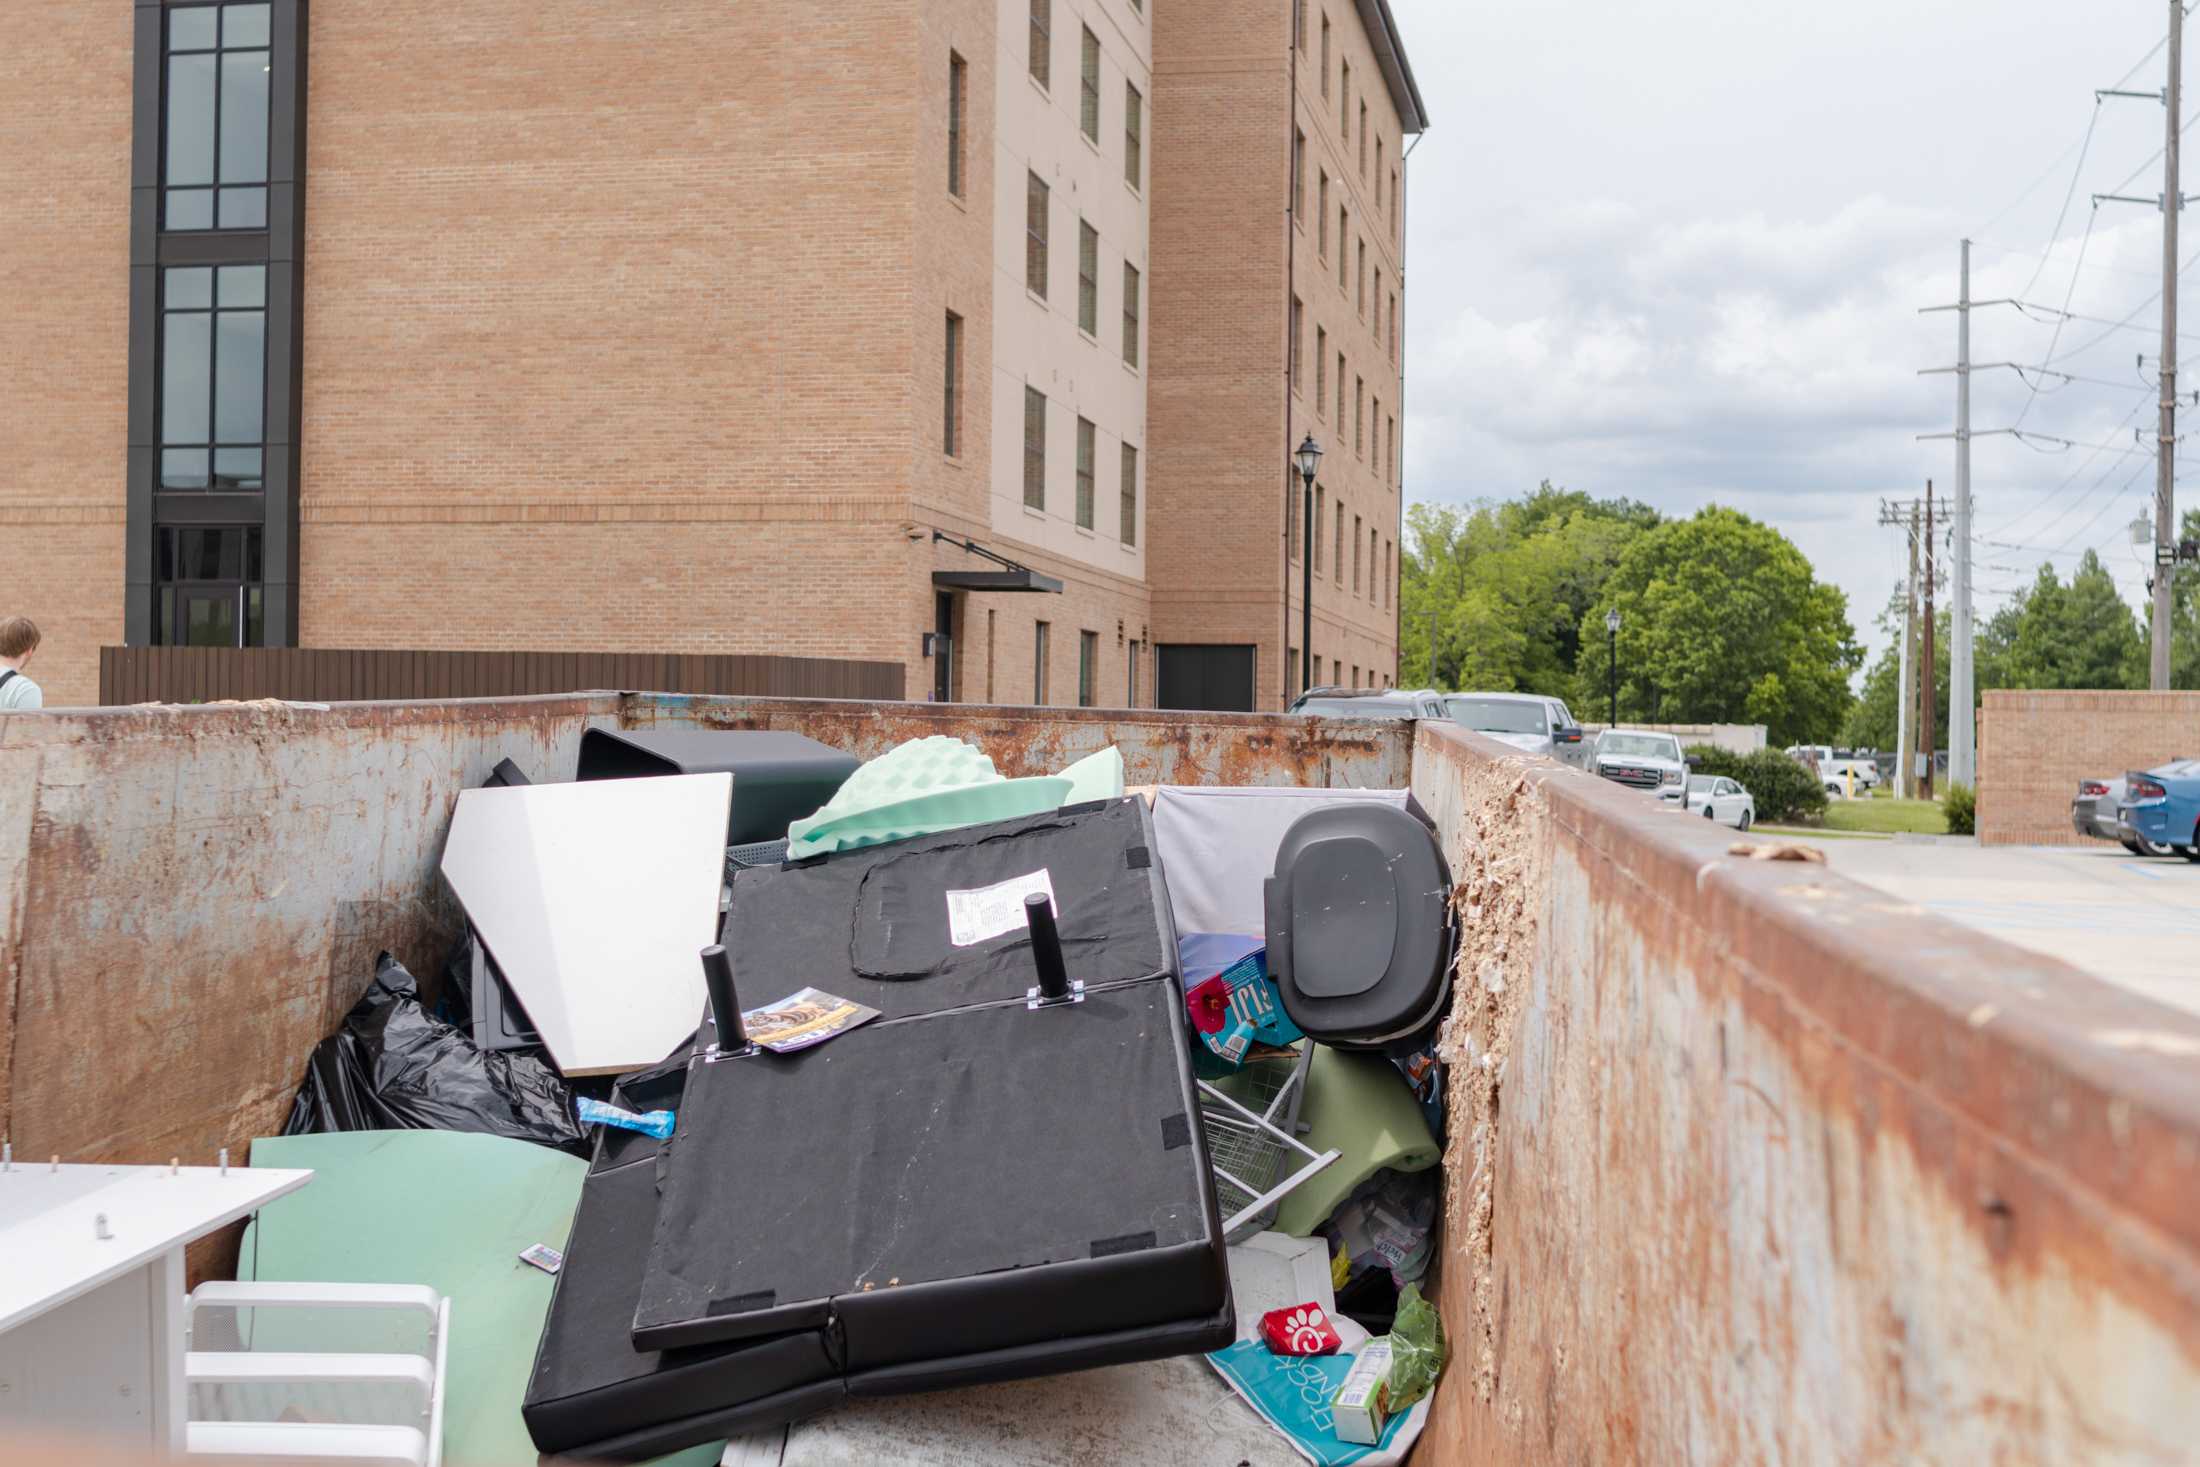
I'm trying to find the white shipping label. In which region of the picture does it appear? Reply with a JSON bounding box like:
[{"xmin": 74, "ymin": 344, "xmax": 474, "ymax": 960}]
[{"xmin": 945, "ymin": 869, "xmax": 1058, "ymax": 947}]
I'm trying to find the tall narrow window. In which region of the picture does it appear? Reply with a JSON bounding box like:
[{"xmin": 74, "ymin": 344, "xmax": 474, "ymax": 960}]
[
  {"xmin": 164, "ymin": 4, "xmax": 270, "ymax": 230},
  {"xmin": 1388, "ymin": 414, "xmax": 1397, "ymax": 481},
  {"xmin": 1357, "ymin": 239, "xmax": 1366, "ymax": 314},
  {"xmin": 1373, "ymin": 269, "xmax": 1382, "ymax": 339},
  {"xmin": 160, "ymin": 264, "xmax": 265, "ymax": 489},
  {"xmin": 1376, "ymin": 139, "xmax": 1385, "ymax": 206},
  {"xmin": 1029, "ymin": 0, "xmax": 1051, "ymax": 88},
  {"xmin": 1338, "ymin": 207, "xmax": 1348, "ymax": 286},
  {"xmin": 1335, "ymin": 352, "xmax": 1345, "ymax": 428},
  {"xmin": 1315, "ymin": 327, "xmax": 1328, "ymax": 414},
  {"xmin": 1023, "ymin": 387, "xmax": 1047, "ymax": 508},
  {"xmin": 1296, "ymin": 0, "xmax": 1307, "ymax": 50},
  {"xmin": 1318, "ymin": 172, "xmax": 1329, "ymax": 257},
  {"xmin": 1390, "ymin": 293, "xmax": 1399, "ymax": 358},
  {"xmin": 1353, "ymin": 515, "xmax": 1362, "ymax": 592},
  {"xmin": 1034, "ymin": 621, "xmax": 1051, "ymax": 703},
  {"xmin": 948, "ymin": 52, "xmax": 968, "ymax": 197},
  {"xmin": 1120, "ymin": 443, "xmax": 1139, "ymax": 544},
  {"xmin": 1354, "ymin": 376, "xmax": 1364, "ymax": 455},
  {"xmin": 1386, "ymin": 541, "xmax": 1394, "ymax": 608},
  {"xmin": 1290, "ymin": 296, "xmax": 1303, "ymax": 392},
  {"xmin": 1314, "ymin": 486, "xmax": 1325, "ymax": 571},
  {"xmin": 1080, "ymin": 27, "xmax": 1101, "ymax": 141},
  {"xmin": 1078, "ymin": 220, "xmax": 1099, "ymax": 335},
  {"xmin": 1078, "ymin": 630, "xmax": 1097, "ymax": 707},
  {"xmin": 1335, "ymin": 501, "xmax": 1345, "ymax": 584},
  {"xmin": 1127, "ymin": 641, "xmax": 1141, "ymax": 706},
  {"xmin": 1026, "ymin": 172, "xmax": 1049, "ymax": 297},
  {"xmin": 1372, "ymin": 396, "xmax": 1381, "ymax": 464},
  {"xmin": 1289, "ymin": 470, "xmax": 1302, "ymax": 562},
  {"xmin": 1359, "ymin": 101, "xmax": 1368, "ymax": 173},
  {"xmin": 1292, "ymin": 129, "xmax": 1306, "ymax": 221},
  {"xmin": 1122, "ymin": 262, "xmax": 1141, "ymax": 367},
  {"xmin": 1368, "ymin": 527, "xmax": 1377, "ymax": 598},
  {"xmin": 943, "ymin": 311, "xmax": 963, "ymax": 456},
  {"xmin": 1075, "ymin": 417, "xmax": 1096, "ymax": 529},
  {"xmin": 1392, "ymin": 169, "xmax": 1401, "ymax": 236},
  {"xmin": 1339, "ymin": 62, "xmax": 1350, "ymax": 137},
  {"xmin": 1124, "ymin": 84, "xmax": 1143, "ymax": 189},
  {"xmin": 1320, "ymin": 15, "xmax": 1330, "ymax": 95}
]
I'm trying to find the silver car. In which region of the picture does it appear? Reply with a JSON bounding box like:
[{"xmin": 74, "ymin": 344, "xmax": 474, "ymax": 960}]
[{"xmin": 1441, "ymin": 692, "xmax": 1588, "ymax": 767}]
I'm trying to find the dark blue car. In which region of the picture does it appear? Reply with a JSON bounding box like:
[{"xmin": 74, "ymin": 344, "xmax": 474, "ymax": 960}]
[{"xmin": 2122, "ymin": 759, "xmax": 2200, "ymax": 858}]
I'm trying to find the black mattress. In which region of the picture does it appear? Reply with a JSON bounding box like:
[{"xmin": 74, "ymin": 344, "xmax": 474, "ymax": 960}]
[{"xmin": 525, "ymin": 797, "xmax": 1233, "ymax": 1460}]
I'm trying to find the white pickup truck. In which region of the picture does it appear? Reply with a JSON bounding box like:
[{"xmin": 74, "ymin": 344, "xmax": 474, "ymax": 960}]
[{"xmin": 1786, "ymin": 745, "xmax": 1880, "ymax": 796}]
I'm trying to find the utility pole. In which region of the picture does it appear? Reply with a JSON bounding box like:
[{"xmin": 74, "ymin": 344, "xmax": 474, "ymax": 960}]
[
  {"xmin": 1878, "ymin": 497, "xmax": 1923, "ymax": 799},
  {"xmin": 2159, "ymin": 0, "xmax": 2183, "ymax": 689},
  {"xmin": 1951, "ymin": 242, "xmax": 1975, "ymax": 786},
  {"xmin": 1920, "ymin": 482, "xmax": 1937, "ymax": 802}
]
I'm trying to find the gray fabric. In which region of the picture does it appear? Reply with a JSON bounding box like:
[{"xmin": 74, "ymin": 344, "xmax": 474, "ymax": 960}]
[
  {"xmin": 0, "ymin": 668, "xmax": 41, "ymax": 711},
  {"xmin": 1149, "ymin": 785, "xmax": 1410, "ymax": 938}
]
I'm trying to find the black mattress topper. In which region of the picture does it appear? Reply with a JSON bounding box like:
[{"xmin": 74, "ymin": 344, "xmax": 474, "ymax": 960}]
[
  {"xmin": 630, "ymin": 977, "xmax": 1223, "ymax": 1356},
  {"xmin": 722, "ymin": 797, "xmax": 1172, "ymax": 1021}
]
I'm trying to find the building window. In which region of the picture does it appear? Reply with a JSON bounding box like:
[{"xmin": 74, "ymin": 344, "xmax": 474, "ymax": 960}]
[
  {"xmin": 159, "ymin": 264, "xmax": 265, "ymax": 489},
  {"xmin": 1121, "ymin": 443, "xmax": 1138, "ymax": 544},
  {"xmin": 1385, "ymin": 539, "xmax": 1394, "ymax": 608},
  {"xmin": 1339, "ymin": 61, "xmax": 1350, "ymax": 137},
  {"xmin": 1334, "ymin": 501, "xmax": 1344, "ymax": 584},
  {"xmin": 1376, "ymin": 138, "xmax": 1385, "ymax": 207},
  {"xmin": 1079, "ymin": 630, "xmax": 1097, "ymax": 707},
  {"xmin": 1289, "ymin": 469, "xmax": 1302, "ymax": 562},
  {"xmin": 1313, "ymin": 655, "xmax": 1323, "ymax": 688},
  {"xmin": 943, "ymin": 311, "xmax": 963, "ymax": 456},
  {"xmin": 1390, "ymin": 293, "xmax": 1399, "ymax": 359},
  {"xmin": 164, "ymin": 3, "xmax": 270, "ymax": 231},
  {"xmin": 1128, "ymin": 640, "xmax": 1142, "ymax": 706},
  {"xmin": 1357, "ymin": 239, "xmax": 1366, "ymax": 314},
  {"xmin": 1124, "ymin": 84, "xmax": 1143, "ymax": 190},
  {"xmin": 1353, "ymin": 514, "xmax": 1362, "ymax": 592},
  {"xmin": 156, "ymin": 526, "xmax": 263, "ymax": 646},
  {"xmin": 1371, "ymin": 396, "xmax": 1381, "ymax": 464},
  {"xmin": 1320, "ymin": 15, "xmax": 1330, "ymax": 96},
  {"xmin": 1392, "ymin": 167, "xmax": 1400, "ymax": 232},
  {"xmin": 1359, "ymin": 100, "xmax": 1368, "ymax": 173},
  {"xmin": 1388, "ymin": 414, "xmax": 1397, "ymax": 482},
  {"xmin": 948, "ymin": 52, "xmax": 967, "ymax": 197},
  {"xmin": 1335, "ymin": 352, "xmax": 1345, "ymax": 428},
  {"xmin": 1026, "ymin": 171, "xmax": 1049, "ymax": 297},
  {"xmin": 1314, "ymin": 486, "xmax": 1325, "ymax": 572},
  {"xmin": 1034, "ymin": 620, "xmax": 1051, "ymax": 702},
  {"xmin": 1369, "ymin": 526, "xmax": 1377, "ymax": 599},
  {"xmin": 1080, "ymin": 27, "xmax": 1101, "ymax": 140},
  {"xmin": 1029, "ymin": 0, "xmax": 1051, "ymax": 89},
  {"xmin": 1024, "ymin": 386, "xmax": 1047, "ymax": 508},
  {"xmin": 1078, "ymin": 220, "xmax": 1099, "ymax": 335},
  {"xmin": 1373, "ymin": 269, "xmax": 1382, "ymax": 339},
  {"xmin": 1354, "ymin": 376, "xmax": 1364, "ymax": 455},
  {"xmin": 1317, "ymin": 172, "xmax": 1329, "ymax": 257},
  {"xmin": 1076, "ymin": 416, "xmax": 1096, "ymax": 529},
  {"xmin": 1338, "ymin": 208, "xmax": 1348, "ymax": 288},
  {"xmin": 1290, "ymin": 296, "xmax": 1303, "ymax": 392},
  {"xmin": 1292, "ymin": 129, "xmax": 1306, "ymax": 222},
  {"xmin": 1296, "ymin": 0, "xmax": 1307, "ymax": 50},
  {"xmin": 1122, "ymin": 262, "xmax": 1141, "ymax": 367},
  {"xmin": 1314, "ymin": 327, "xmax": 1327, "ymax": 414}
]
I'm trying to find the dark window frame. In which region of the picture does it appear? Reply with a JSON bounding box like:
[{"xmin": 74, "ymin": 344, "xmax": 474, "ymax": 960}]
[
  {"xmin": 1078, "ymin": 218, "xmax": 1099, "ymax": 336},
  {"xmin": 1026, "ymin": 170, "xmax": 1049, "ymax": 297},
  {"xmin": 948, "ymin": 51, "xmax": 967, "ymax": 198},
  {"xmin": 1029, "ymin": 0, "xmax": 1051, "ymax": 90},
  {"xmin": 1023, "ymin": 386, "xmax": 1048, "ymax": 509},
  {"xmin": 1124, "ymin": 83, "xmax": 1143, "ymax": 191},
  {"xmin": 160, "ymin": 2, "xmax": 271, "ymax": 233},
  {"xmin": 943, "ymin": 310, "xmax": 963, "ymax": 456},
  {"xmin": 1080, "ymin": 27, "xmax": 1101, "ymax": 142},
  {"xmin": 1121, "ymin": 261, "xmax": 1141, "ymax": 367},
  {"xmin": 1078, "ymin": 629, "xmax": 1097, "ymax": 707},
  {"xmin": 1075, "ymin": 416, "xmax": 1096, "ymax": 530},
  {"xmin": 1120, "ymin": 442, "xmax": 1138, "ymax": 545}
]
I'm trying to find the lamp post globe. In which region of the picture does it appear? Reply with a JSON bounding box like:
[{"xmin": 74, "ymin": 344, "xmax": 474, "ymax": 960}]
[{"xmin": 1604, "ymin": 609, "xmax": 1620, "ymax": 729}]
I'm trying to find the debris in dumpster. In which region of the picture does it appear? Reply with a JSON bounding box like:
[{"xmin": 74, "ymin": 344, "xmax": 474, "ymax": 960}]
[
  {"xmin": 784, "ymin": 735, "xmax": 1073, "ymax": 859},
  {"xmin": 1056, "ymin": 743, "xmax": 1127, "ymax": 803},
  {"xmin": 1207, "ymin": 1312, "xmax": 1429, "ymax": 1466},
  {"xmin": 574, "ymin": 1095, "xmax": 677, "ymax": 1139},
  {"xmin": 282, "ymin": 953, "xmax": 588, "ymax": 1154},
  {"xmin": 1261, "ymin": 1303, "xmax": 1344, "ymax": 1356},
  {"xmin": 1264, "ymin": 802, "xmax": 1456, "ymax": 1049},
  {"xmin": 1319, "ymin": 1168, "xmax": 1439, "ymax": 1292},
  {"xmin": 577, "ymin": 727, "xmax": 860, "ymax": 844},
  {"xmin": 1181, "ymin": 934, "xmax": 1303, "ymax": 1076},
  {"xmin": 1382, "ymin": 1283, "xmax": 1447, "ymax": 1410},
  {"xmin": 1330, "ymin": 1337, "xmax": 1394, "ymax": 1445},
  {"xmin": 739, "ymin": 987, "xmax": 880, "ymax": 1053},
  {"xmin": 1151, "ymin": 785, "xmax": 1418, "ymax": 939},
  {"xmin": 519, "ymin": 1242, "xmax": 565, "ymax": 1275},
  {"xmin": 440, "ymin": 771, "xmax": 732, "ymax": 1076},
  {"xmin": 1267, "ymin": 1047, "xmax": 1439, "ymax": 1239}
]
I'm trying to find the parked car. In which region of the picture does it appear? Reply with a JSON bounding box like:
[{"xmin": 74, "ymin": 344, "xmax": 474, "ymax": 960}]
[
  {"xmin": 1786, "ymin": 744, "xmax": 1880, "ymax": 796},
  {"xmin": 2118, "ymin": 759, "xmax": 2200, "ymax": 857},
  {"xmin": 1440, "ymin": 692, "xmax": 1587, "ymax": 765},
  {"xmin": 1288, "ymin": 686, "xmax": 1449, "ymax": 719},
  {"xmin": 1593, "ymin": 729, "xmax": 1688, "ymax": 797},
  {"xmin": 1683, "ymin": 774, "xmax": 1755, "ymax": 830},
  {"xmin": 2073, "ymin": 775, "xmax": 2173, "ymax": 856}
]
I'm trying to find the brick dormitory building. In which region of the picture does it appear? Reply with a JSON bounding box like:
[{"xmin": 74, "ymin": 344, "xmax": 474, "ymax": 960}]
[{"xmin": 5, "ymin": 0, "xmax": 1424, "ymax": 711}]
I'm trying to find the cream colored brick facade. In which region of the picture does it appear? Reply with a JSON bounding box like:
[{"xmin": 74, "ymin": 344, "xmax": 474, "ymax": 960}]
[{"xmin": 2, "ymin": 0, "xmax": 1414, "ymax": 713}]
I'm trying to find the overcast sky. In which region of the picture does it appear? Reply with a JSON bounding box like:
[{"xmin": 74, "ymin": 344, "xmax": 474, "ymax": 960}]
[{"xmin": 1390, "ymin": 0, "xmax": 2190, "ymax": 665}]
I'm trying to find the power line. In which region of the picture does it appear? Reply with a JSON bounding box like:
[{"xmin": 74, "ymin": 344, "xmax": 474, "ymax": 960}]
[{"xmin": 1975, "ymin": 32, "xmax": 2169, "ymax": 240}]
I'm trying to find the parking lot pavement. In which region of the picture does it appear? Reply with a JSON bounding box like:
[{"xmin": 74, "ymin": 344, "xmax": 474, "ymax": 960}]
[{"xmin": 1825, "ymin": 839, "xmax": 2200, "ymax": 1019}]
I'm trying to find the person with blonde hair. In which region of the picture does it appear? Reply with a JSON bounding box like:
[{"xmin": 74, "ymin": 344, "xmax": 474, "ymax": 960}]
[{"xmin": 0, "ymin": 616, "xmax": 44, "ymax": 711}]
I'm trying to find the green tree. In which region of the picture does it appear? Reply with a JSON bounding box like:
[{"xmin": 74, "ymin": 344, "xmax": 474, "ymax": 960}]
[
  {"xmin": 1840, "ymin": 592, "xmax": 1948, "ymax": 752},
  {"xmin": 1990, "ymin": 550, "xmax": 2144, "ymax": 690},
  {"xmin": 1572, "ymin": 506, "xmax": 1860, "ymax": 746}
]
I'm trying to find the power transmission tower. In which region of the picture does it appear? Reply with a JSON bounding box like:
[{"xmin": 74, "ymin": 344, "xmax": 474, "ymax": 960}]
[
  {"xmin": 1878, "ymin": 497, "xmax": 1924, "ymax": 798},
  {"xmin": 1920, "ymin": 482, "xmax": 1937, "ymax": 802},
  {"xmin": 2095, "ymin": 4, "xmax": 2185, "ymax": 687}
]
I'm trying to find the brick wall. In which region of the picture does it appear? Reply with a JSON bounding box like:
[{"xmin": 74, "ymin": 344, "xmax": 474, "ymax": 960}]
[
  {"xmin": 0, "ymin": 4, "xmax": 132, "ymax": 708},
  {"xmin": 1976, "ymin": 689, "xmax": 2200, "ymax": 846}
]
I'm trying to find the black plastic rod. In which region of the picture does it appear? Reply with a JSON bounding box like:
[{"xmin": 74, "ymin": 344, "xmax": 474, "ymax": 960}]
[
  {"xmin": 1025, "ymin": 893, "xmax": 1070, "ymax": 1002},
  {"xmin": 700, "ymin": 944, "xmax": 747, "ymax": 1050}
]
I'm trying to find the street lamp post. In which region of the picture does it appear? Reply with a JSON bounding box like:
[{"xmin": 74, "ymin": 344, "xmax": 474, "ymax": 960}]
[
  {"xmin": 1604, "ymin": 608, "xmax": 1621, "ymax": 729},
  {"xmin": 1295, "ymin": 435, "xmax": 1323, "ymax": 701}
]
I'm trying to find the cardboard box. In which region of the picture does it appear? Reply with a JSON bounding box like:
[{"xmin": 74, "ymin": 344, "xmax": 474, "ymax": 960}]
[{"xmin": 1331, "ymin": 1338, "xmax": 1393, "ymax": 1445}]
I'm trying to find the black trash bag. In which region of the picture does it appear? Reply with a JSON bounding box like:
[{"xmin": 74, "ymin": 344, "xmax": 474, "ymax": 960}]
[{"xmin": 283, "ymin": 952, "xmax": 588, "ymax": 1155}]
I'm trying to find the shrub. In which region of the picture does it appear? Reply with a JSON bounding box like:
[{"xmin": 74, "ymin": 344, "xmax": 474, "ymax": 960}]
[
  {"xmin": 1944, "ymin": 782, "xmax": 1975, "ymax": 836},
  {"xmin": 1684, "ymin": 744, "xmax": 1746, "ymax": 782},
  {"xmin": 1732, "ymin": 748, "xmax": 1828, "ymax": 825}
]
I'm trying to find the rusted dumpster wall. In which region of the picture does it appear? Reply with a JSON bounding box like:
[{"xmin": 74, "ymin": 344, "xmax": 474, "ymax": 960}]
[
  {"xmin": 1413, "ymin": 721, "xmax": 2200, "ymax": 1464},
  {"xmin": 0, "ymin": 694, "xmax": 1408, "ymax": 1172}
]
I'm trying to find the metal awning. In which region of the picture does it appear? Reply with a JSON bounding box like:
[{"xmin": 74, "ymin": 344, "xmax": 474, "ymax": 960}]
[{"xmin": 930, "ymin": 531, "xmax": 1063, "ymax": 594}]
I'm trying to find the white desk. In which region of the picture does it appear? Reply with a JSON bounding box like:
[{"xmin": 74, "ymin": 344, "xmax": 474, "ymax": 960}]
[{"xmin": 0, "ymin": 1160, "xmax": 312, "ymax": 1452}]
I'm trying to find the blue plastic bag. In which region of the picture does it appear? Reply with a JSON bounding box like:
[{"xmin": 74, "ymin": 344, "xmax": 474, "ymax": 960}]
[
  {"xmin": 575, "ymin": 1096, "xmax": 676, "ymax": 1140},
  {"xmin": 1180, "ymin": 935, "xmax": 1303, "ymax": 1076},
  {"xmin": 1207, "ymin": 1339, "xmax": 1412, "ymax": 1464}
]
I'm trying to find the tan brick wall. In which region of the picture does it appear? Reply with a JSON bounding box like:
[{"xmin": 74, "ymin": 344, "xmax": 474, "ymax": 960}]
[
  {"xmin": 0, "ymin": 3, "xmax": 132, "ymax": 709},
  {"xmin": 1976, "ymin": 690, "xmax": 2200, "ymax": 846},
  {"xmin": 1149, "ymin": 0, "xmax": 1406, "ymax": 709}
]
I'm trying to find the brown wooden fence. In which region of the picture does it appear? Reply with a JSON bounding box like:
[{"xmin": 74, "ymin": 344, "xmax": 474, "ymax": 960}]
[{"xmin": 99, "ymin": 647, "xmax": 905, "ymax": 706}]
